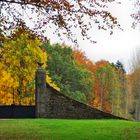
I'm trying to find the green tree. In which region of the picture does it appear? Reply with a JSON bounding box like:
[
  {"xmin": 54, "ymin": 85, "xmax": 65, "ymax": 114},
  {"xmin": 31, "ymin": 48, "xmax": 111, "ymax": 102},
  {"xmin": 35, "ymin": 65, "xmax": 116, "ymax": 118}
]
[
  {"xmin": 114, "ymin": 61, "xmax": 127, "ymax": 117},
  {"xmin": 93, "ymin": 60, "xmax": 126, "ymax": 117},
  {"xmin": 43, "ymin": 42, "xmax": 93, "ymax": 103},
  {"xmin": 95, "ymin": 61, "xmax": 115, "ymax": 113}
]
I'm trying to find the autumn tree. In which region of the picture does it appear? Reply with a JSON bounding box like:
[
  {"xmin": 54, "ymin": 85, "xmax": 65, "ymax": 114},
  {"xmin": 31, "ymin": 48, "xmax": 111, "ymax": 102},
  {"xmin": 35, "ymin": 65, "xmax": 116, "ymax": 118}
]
[
  {"xmin": 126, "ymin": 74, "xmax": 136, "ymax": 120},
  {"xmin": 130, "ymin": 70, "xmax": 140, "ymax": 121},
  {"xmin": 129, "ymin": 48, "xmax": 140, "ymax": 121},
  {"xmin": 73, "ymin": 49, "xmax": 128, "ymax": 117},
  {"xmin": 73, "ymin": 49, "xmax": 96, "ymax": 104},
  {"xmin": 0, "ymin": 27, "xmax": 47, "ymax": 105},
  {"xmin": 0, "ymin": 62, "xmax": 16, "ymax": 105},
  {"xmin": 111, "ymin": 61, "xmax": 127, "ymax": 117},
  {"xmin": 93, "ymin": 60, "xmax": 117, "ymax": 113},
  {"xmin": 73, "ymin": 50, "xmax": 96, "ymax": 73},
  {"xmin": 74, "ymin": 51, "xmax": 113, "ymax": 113},
  {"xmin": 0, "ymin": 0, "xmax": 120, "ymax": 44},
  {"xmin": 73, "ymin": 50, "xmax": 126, "ymax": 116},
  {"xmin": 0, "ymin": 26, "xmax": 59, "ymax": 105}
]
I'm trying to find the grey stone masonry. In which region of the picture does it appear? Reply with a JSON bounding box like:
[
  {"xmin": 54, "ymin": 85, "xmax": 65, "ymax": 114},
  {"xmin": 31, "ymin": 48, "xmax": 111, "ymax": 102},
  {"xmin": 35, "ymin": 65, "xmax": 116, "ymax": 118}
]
[
  {"xmin": 42, "ymin": 84, "xmax": 124, "ymax": 119},
  {"xmin": 35, "ymin": 66, "xmax": 124, "ymax": 119},
  {"xmin": 35, "ymin": 64, "xmax": 47, "ymax": 118}
]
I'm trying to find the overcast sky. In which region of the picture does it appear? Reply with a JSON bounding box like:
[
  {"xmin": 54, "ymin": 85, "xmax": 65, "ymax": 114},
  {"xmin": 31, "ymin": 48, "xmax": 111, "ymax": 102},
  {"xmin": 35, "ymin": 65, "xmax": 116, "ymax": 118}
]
[
  {"xmin": 3, "ymin": 0, "xmax": 140, "ymax": 73},
  {"xmin": 45, "ymin": 0, "xmax": 140, "ymax": 73},
  {"xmin": 81, "ymin": 0, "xmax": 140, "ymax": 73}
]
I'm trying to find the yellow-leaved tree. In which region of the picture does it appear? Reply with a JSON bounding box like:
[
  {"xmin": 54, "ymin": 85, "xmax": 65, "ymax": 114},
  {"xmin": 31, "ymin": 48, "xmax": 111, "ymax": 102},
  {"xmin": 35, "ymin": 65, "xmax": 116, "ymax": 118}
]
[
  {"xmin": 0, "ymin": 63, "xmax": 18, "ymax": 105},
  {"xmin": 0, "ymin": 27, "xmax": 59, "ymax": 105}
]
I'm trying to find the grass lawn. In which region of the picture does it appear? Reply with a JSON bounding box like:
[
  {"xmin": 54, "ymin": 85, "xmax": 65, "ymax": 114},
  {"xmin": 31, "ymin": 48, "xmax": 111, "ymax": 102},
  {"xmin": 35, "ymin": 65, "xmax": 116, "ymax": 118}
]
[{"xmin": 0, "ymin": 119, "xmax": 140, "ymax": 140}]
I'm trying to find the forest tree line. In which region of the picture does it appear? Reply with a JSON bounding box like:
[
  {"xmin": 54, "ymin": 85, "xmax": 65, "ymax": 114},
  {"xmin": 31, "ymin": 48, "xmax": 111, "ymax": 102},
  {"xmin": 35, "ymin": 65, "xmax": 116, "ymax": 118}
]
[{"xmin": 0, "ymin": 27, "xmax": 140, "ymax": 121}]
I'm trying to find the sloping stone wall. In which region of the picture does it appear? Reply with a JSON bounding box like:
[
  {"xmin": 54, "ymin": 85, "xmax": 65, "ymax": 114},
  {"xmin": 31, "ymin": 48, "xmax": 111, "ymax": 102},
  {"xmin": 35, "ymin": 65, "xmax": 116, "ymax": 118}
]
[
  {"xmin": 35, "ymin": 66, "xmax": 124, "ymax": 119},
  {"xmin": 43, "ymin": 84, "xmax": 123, "ymax": 119}
]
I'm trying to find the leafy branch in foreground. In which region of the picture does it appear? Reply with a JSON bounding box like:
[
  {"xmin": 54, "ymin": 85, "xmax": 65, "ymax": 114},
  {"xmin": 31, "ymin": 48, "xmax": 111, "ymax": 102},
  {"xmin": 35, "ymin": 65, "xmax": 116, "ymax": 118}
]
[{"xmin": 0, "ymin": 0, "xmax": 120, "ymax": 45}]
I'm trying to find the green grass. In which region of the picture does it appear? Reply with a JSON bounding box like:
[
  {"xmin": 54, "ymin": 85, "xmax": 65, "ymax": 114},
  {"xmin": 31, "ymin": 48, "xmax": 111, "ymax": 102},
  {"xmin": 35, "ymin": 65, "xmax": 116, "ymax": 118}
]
[{"xmin": 0, "ymin": 119, "xmax": 140, "ymax": 140}]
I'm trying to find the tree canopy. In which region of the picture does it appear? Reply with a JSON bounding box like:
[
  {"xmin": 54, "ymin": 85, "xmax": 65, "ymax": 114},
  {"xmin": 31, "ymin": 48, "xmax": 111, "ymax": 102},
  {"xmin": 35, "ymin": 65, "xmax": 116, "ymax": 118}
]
[
  {"xmin": 43, "ymin": 42, "xmax": 93, "ymax": 103},
  {"xmin": 0, "ymin": 27, "xmax": 59, "ymax": 105},
  {"xmin": 0, "ymin": 0, "xmax": 120, "ymax": 44}
]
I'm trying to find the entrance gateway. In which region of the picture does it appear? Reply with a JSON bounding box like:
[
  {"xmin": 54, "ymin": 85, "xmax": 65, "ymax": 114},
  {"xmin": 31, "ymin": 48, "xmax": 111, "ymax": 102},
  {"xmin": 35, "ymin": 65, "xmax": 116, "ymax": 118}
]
[{"xmin": 0, "ymin": 63, "xmax": 124, "ymax": 119}]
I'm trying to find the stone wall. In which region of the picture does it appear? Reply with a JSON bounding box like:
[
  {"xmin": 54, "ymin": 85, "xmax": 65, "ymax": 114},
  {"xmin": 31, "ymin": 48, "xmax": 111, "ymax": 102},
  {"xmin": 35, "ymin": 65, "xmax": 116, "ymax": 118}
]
[
  {"xmin": 35, "ymin": 66, "xmax": 124, "ymax": 119},
  {"xmin": 43, "ymin": 84, "xmax": 124, "ymax": 119}
]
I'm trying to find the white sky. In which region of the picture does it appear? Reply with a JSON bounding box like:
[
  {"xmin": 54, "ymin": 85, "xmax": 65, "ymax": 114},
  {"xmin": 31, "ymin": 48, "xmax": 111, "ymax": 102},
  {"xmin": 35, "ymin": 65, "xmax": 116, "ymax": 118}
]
[
  {"xmin": 82, "ymin": 0, "xmax": 140, "ymax": 73},
  {"xmin": 46, "ymin": 0, "xmax": 140, "ymax": 73},
  {"xmin": 2, "ymin": 0, "xmax": 140, "ymax": 73}
]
